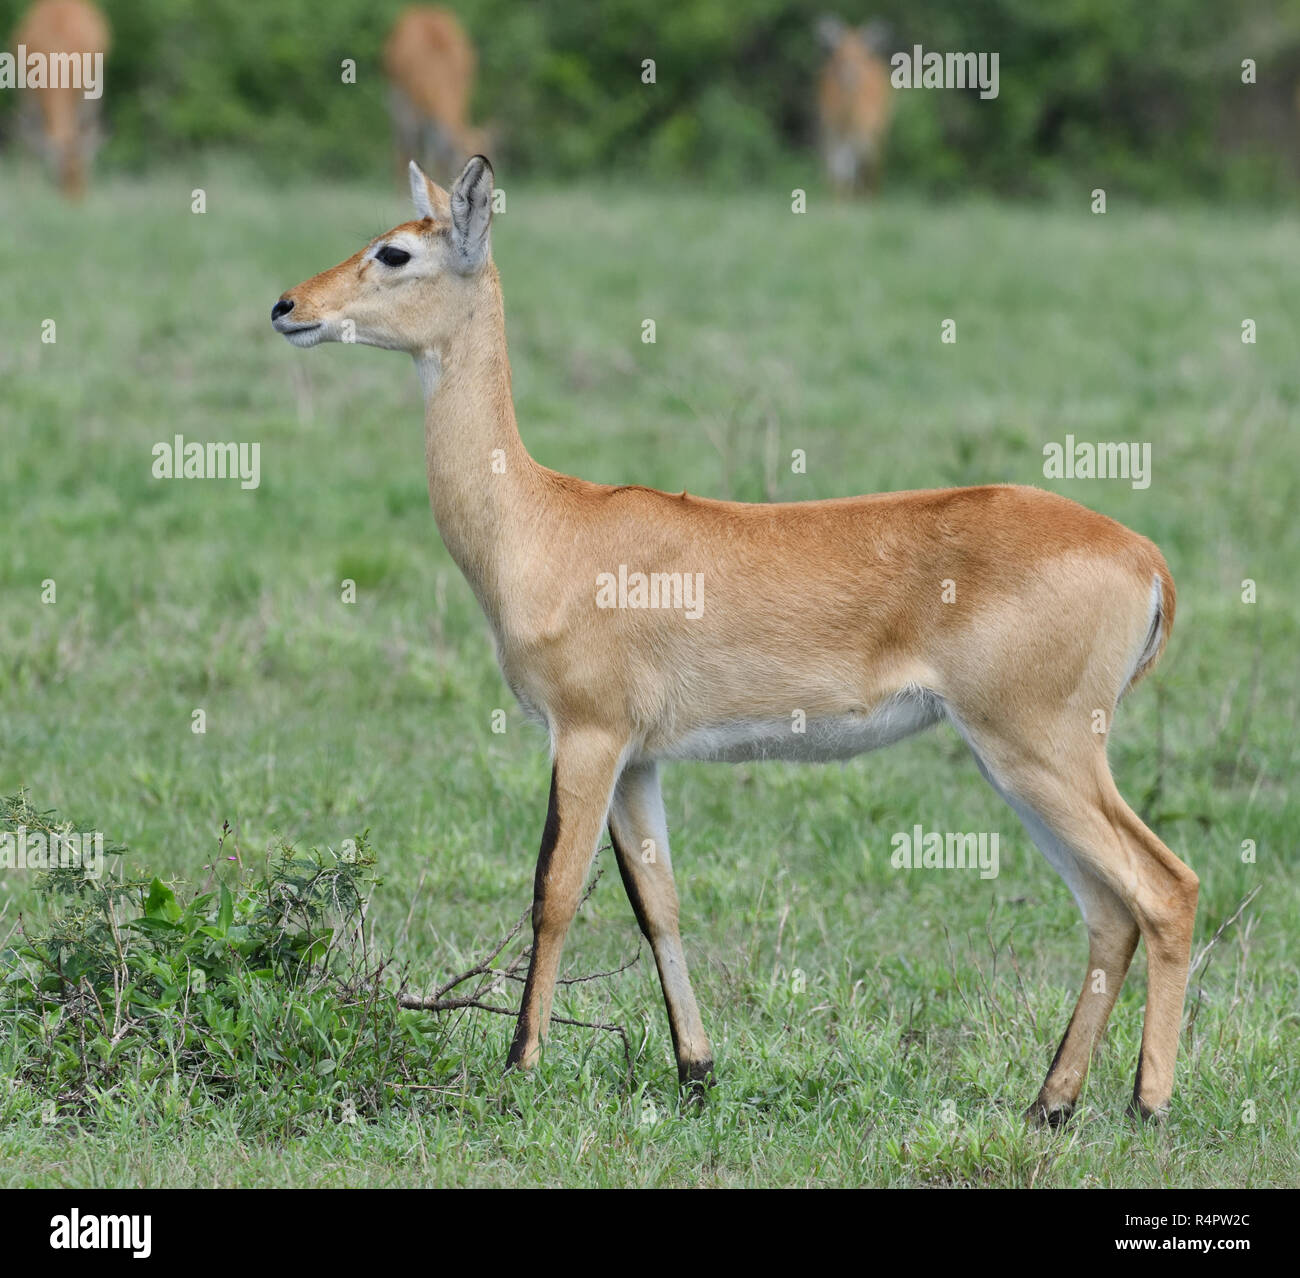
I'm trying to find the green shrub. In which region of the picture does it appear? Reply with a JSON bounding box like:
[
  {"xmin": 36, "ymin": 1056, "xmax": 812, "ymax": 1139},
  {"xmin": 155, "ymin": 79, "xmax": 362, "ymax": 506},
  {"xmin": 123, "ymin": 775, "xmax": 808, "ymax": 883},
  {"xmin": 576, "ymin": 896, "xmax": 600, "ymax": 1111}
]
[{"xmin": 0, "ymin": 793, "xmax": 449, "ymax": 1135}]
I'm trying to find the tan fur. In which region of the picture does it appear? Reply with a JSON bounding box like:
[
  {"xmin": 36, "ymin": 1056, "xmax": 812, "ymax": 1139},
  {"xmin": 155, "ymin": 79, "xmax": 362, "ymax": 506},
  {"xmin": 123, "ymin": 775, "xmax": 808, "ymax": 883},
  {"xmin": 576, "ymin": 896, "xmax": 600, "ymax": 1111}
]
[
  {"xmin": 383, "ymin": 7, "xmax": 489, "ymax": 184},
  {"xmin": 273, "ymin": 160, "xmax": 1199, "ymax": 1122},
  {"xmin": 12, "ymin": 0, "xmax": 109, "ymax": 198},
  {"xmin": 818, "ymin": 20, "xmax": 892, "ymax": 196}
]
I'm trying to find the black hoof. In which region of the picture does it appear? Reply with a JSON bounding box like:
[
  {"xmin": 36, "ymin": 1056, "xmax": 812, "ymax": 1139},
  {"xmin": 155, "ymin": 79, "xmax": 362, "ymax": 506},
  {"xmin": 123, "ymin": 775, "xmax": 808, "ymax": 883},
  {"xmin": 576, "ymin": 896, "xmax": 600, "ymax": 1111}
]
[
  {"xmin": 678, "ymin": 1059, "xmax": 715, "ymax": 1101},
  {"xmin": 1024, "ymin": 1097, "xmax": 1074, "ymax": 1129}
]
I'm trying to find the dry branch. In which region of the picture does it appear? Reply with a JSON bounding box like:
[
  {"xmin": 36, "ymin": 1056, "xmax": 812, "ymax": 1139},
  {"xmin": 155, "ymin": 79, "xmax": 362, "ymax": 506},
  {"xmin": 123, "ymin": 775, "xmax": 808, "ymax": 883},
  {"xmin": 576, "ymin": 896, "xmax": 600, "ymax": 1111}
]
[
  {"xmin": 1190, "ymin": 884, "xmax": 1262, "ymax": 977},
  {"xmin": 396, "ymin": 852, "xmax": 640, "ymax": 1082}
]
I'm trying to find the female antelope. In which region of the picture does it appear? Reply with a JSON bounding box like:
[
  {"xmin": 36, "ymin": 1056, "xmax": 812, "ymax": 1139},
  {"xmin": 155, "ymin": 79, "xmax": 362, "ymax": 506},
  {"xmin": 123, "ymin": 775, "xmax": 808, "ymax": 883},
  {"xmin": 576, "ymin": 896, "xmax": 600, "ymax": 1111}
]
[
  {"xmin": 272, "ymin": 158, "xmax": 1198, "ymax": 1123},
  {"xmin": 383, "ymin": 6, "xmax": 490, "ymax": 185},
  {"xmin": 12, "ymin": 0, "xmax": 110, "ymax": 198}
]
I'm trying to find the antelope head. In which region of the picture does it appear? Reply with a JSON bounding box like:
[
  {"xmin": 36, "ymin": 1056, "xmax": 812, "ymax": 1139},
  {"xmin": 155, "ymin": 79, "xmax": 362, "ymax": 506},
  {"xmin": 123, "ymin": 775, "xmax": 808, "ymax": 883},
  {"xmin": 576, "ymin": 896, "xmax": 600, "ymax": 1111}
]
[{"xmin": 270, "ymin": 156, "xmax": 494, "ymax": 354}]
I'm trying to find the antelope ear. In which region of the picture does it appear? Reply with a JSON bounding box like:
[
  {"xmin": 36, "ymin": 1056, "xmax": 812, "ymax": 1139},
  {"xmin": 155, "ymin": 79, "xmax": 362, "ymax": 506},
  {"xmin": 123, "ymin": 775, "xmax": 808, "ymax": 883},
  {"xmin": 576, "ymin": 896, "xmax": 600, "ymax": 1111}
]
[
  {"xmin": 860, "ymin": 19, "xmax": 891, "ymax": 52},
  {"xmin": 815, "ymin": 13, "xmax": 846, "ymax": 50},
  {"xmin": 449, "ymin": 155, "xmax": 493, "ymax": 272},
  {"xmin": 409, "ymin": 160, "xmax": 449, "ymax": 221}
]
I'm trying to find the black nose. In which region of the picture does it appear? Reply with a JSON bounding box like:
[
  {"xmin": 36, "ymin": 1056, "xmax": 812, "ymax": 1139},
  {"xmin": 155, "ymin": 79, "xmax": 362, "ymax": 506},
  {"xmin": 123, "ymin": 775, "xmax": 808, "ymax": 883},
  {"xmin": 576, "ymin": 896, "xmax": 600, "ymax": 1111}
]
[{"xmin": 271, "ymin": 298, "xmax": 294, "ymax": 322}]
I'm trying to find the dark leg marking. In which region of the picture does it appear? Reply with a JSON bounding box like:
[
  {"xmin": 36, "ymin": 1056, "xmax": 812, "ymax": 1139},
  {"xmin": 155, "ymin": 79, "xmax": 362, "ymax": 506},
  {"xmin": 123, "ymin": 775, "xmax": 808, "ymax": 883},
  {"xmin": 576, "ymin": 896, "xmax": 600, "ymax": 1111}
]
[
  {"xmin": 609, "ymin": 825, "xmax": 682, "ymax": 1060},
  {"xmin": 506, "ymin": 766, "xmax": 561, "ymax": 1069},
  {"xmin": 1126, "ymin": 1049, "xmax": 1156, "ymax": 1122},
  {"xmin": 610, "ymin": 824, "xmax": 713, "ymax": 1096},
  {"xmin": 609, "ymin": 825, "xmax": 654, "ymax": 938}
]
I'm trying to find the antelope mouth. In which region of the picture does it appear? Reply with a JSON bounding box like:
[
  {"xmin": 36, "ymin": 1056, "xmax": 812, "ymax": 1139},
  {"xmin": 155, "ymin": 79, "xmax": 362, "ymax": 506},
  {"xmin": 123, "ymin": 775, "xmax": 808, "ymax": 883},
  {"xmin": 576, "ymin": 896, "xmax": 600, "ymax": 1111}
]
[{"xmin": 276, "ymin": 322, "xmax": 323, "ymax": 346}]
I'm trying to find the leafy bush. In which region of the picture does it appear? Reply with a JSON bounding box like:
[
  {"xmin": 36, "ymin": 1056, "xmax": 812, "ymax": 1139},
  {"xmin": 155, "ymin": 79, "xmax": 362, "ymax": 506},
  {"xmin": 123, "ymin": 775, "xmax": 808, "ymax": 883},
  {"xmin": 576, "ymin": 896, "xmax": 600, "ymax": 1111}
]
[{"xmin": 0, "ymin": 793, "xmax": 449, "ymax": 1135}]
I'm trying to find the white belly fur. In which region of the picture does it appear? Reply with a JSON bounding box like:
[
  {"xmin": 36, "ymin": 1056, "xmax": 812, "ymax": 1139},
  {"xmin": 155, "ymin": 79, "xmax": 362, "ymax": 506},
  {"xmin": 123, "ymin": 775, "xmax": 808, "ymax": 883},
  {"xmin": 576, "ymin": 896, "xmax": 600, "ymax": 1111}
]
[{"xmin": 657, "ymin": 688, "xmax": 943, "ymax": 764}]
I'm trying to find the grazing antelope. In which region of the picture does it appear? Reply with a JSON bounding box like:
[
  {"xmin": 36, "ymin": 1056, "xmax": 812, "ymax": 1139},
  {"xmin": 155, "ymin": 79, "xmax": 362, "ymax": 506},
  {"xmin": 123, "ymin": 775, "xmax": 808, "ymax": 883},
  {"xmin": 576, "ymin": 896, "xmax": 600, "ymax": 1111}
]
[
  {"xmin": 11, "ymin": 0, "xmax": 110, "ymax": 198},
  {"xmin": 816, "ymin": 15, "xmax": 892, "ymax": 197},
  {"xmin": 383, "ymin": 6, "xmax": 489, "ymax": 185},
  {"xmin": 271, "ymin": 158, "xmax": 1199, "ymax": 1123}
]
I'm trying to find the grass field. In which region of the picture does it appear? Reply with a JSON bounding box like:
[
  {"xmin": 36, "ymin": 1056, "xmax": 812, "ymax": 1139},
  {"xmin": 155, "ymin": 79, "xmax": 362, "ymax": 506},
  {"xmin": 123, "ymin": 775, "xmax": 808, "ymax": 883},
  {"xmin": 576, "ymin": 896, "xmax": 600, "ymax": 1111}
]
[{"xmin": 1, "ymin": 159, "xmax": 1297, "ymax": 1187}]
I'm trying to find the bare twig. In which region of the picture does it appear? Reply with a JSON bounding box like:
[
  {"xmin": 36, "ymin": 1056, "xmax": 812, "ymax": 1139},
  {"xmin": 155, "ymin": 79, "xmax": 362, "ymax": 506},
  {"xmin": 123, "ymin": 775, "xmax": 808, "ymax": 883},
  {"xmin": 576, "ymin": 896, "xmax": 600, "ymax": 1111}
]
[
  {"xmin": 396, "ymin": 850, "xmax": 637, "ymax": 1083},
  {"xmin": 1190, "ymin": 884, "xmax": 1262, "ymax": 977},
  {"xmin": 552, "ymin": 1012, "xmax": 634, "ymax": 1084},
  {"xmin": 429, "ymin": 902, "xmax": 531, "ymax": 1002},
  {"xmin": 502, "ymin": 948, "xmax": 642, "ymax": 986},
  {"xmin": 399, "ymin": 993, "xmax": 514, "ymax": 1014}
]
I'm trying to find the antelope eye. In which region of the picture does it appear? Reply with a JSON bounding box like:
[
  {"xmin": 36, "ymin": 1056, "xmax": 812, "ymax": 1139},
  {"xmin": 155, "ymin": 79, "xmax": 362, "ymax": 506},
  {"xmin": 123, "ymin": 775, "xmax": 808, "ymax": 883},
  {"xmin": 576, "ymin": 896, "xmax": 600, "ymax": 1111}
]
[{"xmin": 375, "ymin": 245, "xmax": 411, "ymax": 267}]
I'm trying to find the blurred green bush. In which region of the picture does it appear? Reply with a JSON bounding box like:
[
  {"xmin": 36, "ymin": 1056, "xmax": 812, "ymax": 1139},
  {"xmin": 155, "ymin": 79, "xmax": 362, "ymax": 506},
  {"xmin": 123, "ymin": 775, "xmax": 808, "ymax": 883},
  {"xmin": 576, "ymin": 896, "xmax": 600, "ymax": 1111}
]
[{"xmin": 1, "ymin": 0, "xmax": 1297, "ymax": 197}]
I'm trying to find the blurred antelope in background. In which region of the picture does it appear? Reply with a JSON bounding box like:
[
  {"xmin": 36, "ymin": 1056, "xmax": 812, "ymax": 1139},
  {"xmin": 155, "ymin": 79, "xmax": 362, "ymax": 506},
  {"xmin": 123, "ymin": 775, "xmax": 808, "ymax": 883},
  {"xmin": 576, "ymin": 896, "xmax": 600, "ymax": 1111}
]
[
  {"xmin": 383, "ymin": 6, "xmax": 490, "ymax": 184},
  {"xmin": 816, "ymin": 15, "xmax": 892, "ymax": 196},
  {"xmin": 271, "ymin": 158, "xmax": 1198, "ymax": 1124},
  {"xmin": 11, "ymin": 0, "xmax": 110, "ymax": 198}
]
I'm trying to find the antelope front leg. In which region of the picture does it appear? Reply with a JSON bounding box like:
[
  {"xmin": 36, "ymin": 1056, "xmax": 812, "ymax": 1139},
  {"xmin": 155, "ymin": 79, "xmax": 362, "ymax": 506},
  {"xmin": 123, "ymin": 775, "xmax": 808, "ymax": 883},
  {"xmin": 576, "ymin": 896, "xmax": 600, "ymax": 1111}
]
[
  {"xmin": 506, "ymin": 731, "xmax": 626, "ymax": 1071},
  {"xmin": 608, "ymin": 761, "xmax": 713, "ymax": 1092}
]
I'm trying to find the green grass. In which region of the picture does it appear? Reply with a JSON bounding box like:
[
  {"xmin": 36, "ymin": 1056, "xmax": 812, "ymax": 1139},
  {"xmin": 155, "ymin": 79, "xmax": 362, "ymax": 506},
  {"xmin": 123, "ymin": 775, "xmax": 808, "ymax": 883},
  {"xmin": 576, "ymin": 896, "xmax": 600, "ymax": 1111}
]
[{"xmin": 1, "ymin": 158, "xmax": 1297, "ymax": 1187}]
